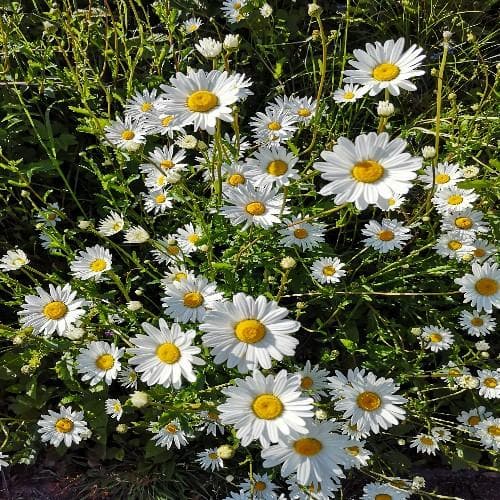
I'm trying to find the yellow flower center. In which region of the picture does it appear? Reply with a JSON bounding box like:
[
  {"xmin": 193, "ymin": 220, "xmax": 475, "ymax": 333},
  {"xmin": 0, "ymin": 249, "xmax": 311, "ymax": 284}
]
[
  {"xmin": 172, "ymin": 272, "xmax": 186, "ymax": 281},
  {"xmin": 187, "ymin": 234, "xmax": 199, "ymax": 244},
  {"xmin": 121, "ymin": 130, "xmax": 135, "ymax": 141},
  {"xmin": 208, "ymin": 452, "xmax": 219, "ymax": 459},
  {"xmin": 183, "ymin": 291, "xmax": 204, "ymax": 308},
  {"xmin": 487, "ymin": 425, "xmax": 500, "ymax": 437},
  {"xmin": 113, "ymin": 403, "xmax": 122, "ymax": 412},
  {"xmin": 160, "ymin": 159, "xmax": 174, "ymax": 169},
  {"xmin": 474, "ymin": 248, "xmax": 486, "ymax": 258},
  {"xmin": 375, "ymin": 495, "xmax": 393, "ymax": 500},
  {"xmin": 186, "ymin": 90, "xmax": 219, "ymax": 112},
  {"xmin": 95, "ymin": 353, "xmax": 115, "ymax": 370},
  {"xmin": 165, "ymin": 423, "xmax": 177, "ymax": 433},
  {"xmin": 155, "ymin": 193, "xmax": 167, "ymax": 204},
  {"xmin": 298, "ymin": 107, "xmax": 311, "ymax": 117},
  {"xmin": 388, "ymin": 198, "xmax": 396, "ymax": 206},
  {"xmin": 234, "ymin": 319, "xmax": 266, "ymax": 343},
  {"xmin": 267, "ymin": 160, "xmax": 288, "ymax": 176},
  {"xmin": 345, "ymin": 445, "xmax": 360, "ymax": 456},
  {"xmin": 435, "ymin": 173, "xmax": 450, "ymax": 184},
  {"xmin": 156, "ymin": 175, "xmax": 166, "ymax": 187},
  {"xmin": 47, "ymin": 212, "xmax": 57, "ymax": 221},
  {"xmin": 55, "ymin": 418, "xmax": 74, "ymax": 433},
  {"xmin": 322, "ymin": 265, "xmax": 336, "ymax": 276},
  {"xmin": 429, "ymin": 333, "xmax": 442, "ymax": 342},
  {"xmin": 378, "ymin": 230, "xmax": 395, "ymax": 241},
  {"xmin": 167, "ymin": 245, "xmax": 180, "ymax": 255},
  {"xmin": 300, "ymin": 376, "xmax": 314, "ymax": 390},
  {"xmin": 245, "ymin": 201, "xmax": 266, "ymax": 216},
  {"xmin": 344, "ymin": 91, "xmax": 355, "ymax": 100},
  {"xmin": 227, "ymin": 173, "xmax": 245, "ymax": 186},
  {"xmin": 90, "ymin": 258, "xmax": 107, "ymax": 272},
  {"xmin": 140, "ymin": 102, "xmax": 153, "ymax": 112},
  {"xmin": 447, "ymin": 240, "xmax": 462, "ymax": 251},
  {"xmin": 187, "ymin": 24, "xmax": 198, "ymax": 33},
  {"xmin": 293, "ymin": 437, "xmax": 323, "ymax": 456},
  {"xmin": 251, "ymin": 394, "xmax": 283, "ymax": 420},
  {"xmin": 156, "ymin": 342, "xmax": 181, "ymax": 364},
  {"xmin": 294, "ymin": 228, "xmax": 309, "ymax": 239},
  {"xmin": 161, "ymin": 115, "xmax": 174, "ymax": 127},
  {"xmin": 207, "ymin": 411, "xmax": 219, "ymax": 420},
  {"xmin": 356, "ymin": 391, "xmax": 382, "ymax": 411},
  {"xmin": 372, "ymin": 62, "xmax": 400, "ymax": 81},
  {"xmin": 43, "ymin": 301, "xmax": 68, "ymax": 320},
  {"xmin": 13, "ymin": 258, "xmax": 25, "ymax": 266},
  {"xmin": 113, "ymin": 222, "xmax": 122, "ymax": 231},
  {"xmin": 267, "ymin": 121, "xmax": 282, "ymax": 131},
  {"xmin": 447, "ymin": 194, "xmax": 463, "ymax": 205},
  {"xmin": 475, "ymin": 278, "xmax": 498, "ymax": 296},
  {"xmin": 420, "ymin": 436, "xmax": 435, "ymax": 446},
  {"xmin": 471, "ymin": 317, "xmax": 484, "ymax": 327},
  {"xmin": 254, "ymin": 481, "xmax": 267, "ymax": 492},
  {"xmin": 448, "ymin": 368, "xmax": 461, "ymax": 377},
  {"xmin": 467, "ymin": 415, "xmax": 480, "ymax": 426},
  {"xmin": 351, "ymin": 160, "xmax": 384, "ymax": 183},
  {"xmin": 483, "ymin": 377, "xmax": 498, "ymax": 388},
  {"xmin": 455, "ymin": 217, "xmax": 473, "ymax": 230}
]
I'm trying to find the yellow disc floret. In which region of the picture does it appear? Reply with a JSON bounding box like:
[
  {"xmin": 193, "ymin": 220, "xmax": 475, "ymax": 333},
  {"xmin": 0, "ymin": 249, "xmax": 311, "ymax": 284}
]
[
  {"xmin": 351, "ymin": 160, "xmax": 384, "ymax": 183},
  {"xmin": 156, "ymin": 343, "xmax": 181, "ymax": 364},
  {"xmin": 267, "ymin": 160, "xmax": 288, "ymax": 176},
  {"xmin": 245, "ymin": 202, "xmax": 266, "ymax": 216},
  {"xmin": 293, "ymin": 437, "xmax": 323, "ymax": 456},
  {"xmin": 186, "ymin": 90, "xmax": 219, "ymax": 112},
  {"xmin": 356, "ymin": 391, "xmax": 382, "ymax": 411},
  {"xmin": 234, "ymin": 319, "xmax": 266, "ymax": 343},
  {"xmin": 95, "ymin": 353, "xmax": 115, "ymax": 370},
  {"xmin": 475, "ymin": 278, "xmax": 498, "ymax": 296},
  {"xmin": 55, "ymin": 418, "xmax": 74, "ymax": 433},
  {"xmin": 90, "ymin": 258, "xmax": 107, "ymax": 272},
  {"xmin": 251, "ymin": 394, "xmax": 283, "ymax": 419},
  {"xmin": 43, "ymin": 301, "xmax": 68, "ymax": 320},
  {"xmin": 372, "ymin": 62, "xmax": 400, "ymax": 81},
  {"xmin": 183, "ymin": 291, "xmax": 204, "ymax": 308}
]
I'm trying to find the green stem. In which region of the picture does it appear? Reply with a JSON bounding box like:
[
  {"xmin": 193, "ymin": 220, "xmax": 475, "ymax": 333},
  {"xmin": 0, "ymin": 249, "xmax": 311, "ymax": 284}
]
[{"xmin": 108, "ymin": 271, "xmax": 131, "ymax": 302}]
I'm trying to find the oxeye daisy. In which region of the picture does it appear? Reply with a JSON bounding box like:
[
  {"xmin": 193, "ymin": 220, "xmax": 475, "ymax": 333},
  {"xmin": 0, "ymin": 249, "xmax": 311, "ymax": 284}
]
[
  {"xmin": 477, "ymin": 369, "xmax": 500, "ymax": 399},
  {"xmin": 420, "ymin": 325, "xmax": 454, "ymax": 352},
  {"xmin": 440, "ymin": 208, "xmax": 490, "ymax": 235},
  {"xmin": 196, "ymin": 448, "xmax": 224, "ymax": 471},
  {"xmin": 0, "ymin": 248, "xmax": 29, "ymax": 271},
  {"xmin": 183, "ymin": 17, "xmax": 202, "ymax": 33},
  {"xmin": 333, "ymin": 371, "xmax": 407, "ymax": 434},
  {"xmin": 459, "ymin": 310, "xmax": 496, "ymax": 337},
  {"xmin": 124, "ymin": 88, "xmax": 162, "ymax": 123},
  {"xmin": 295, "ymin": 360, "xmax": 330, "ymax": 401},
  {"xmin": 221, "ymin": 162, "xmax": 251, "ymax": 190},
  {"xmin": 128, "ymin": 319, "xmax": 205, "ymax": 388},
  {"xmin": 144, "ymin": 169, "xmax": 181, "ymax": 191},
  {"xmin": 140, "ymin": 145, "xmax": 188, "ymax": 177},
  {"xmin": 161, "ymin": 265, "xmax": 195, "ymax": 288},
  {"xmin": 376, "ymin": 192, "xmax": 406, "ymax": 211},
  {"xmin": 328, "ymin": 367, "xmax": 367, "ymax": 397},
  {"xmin": 275, "ymin": 95, "xmax": 317, "ymax": 123},
  {"xmin": 431, "ymin": 426, "xmax": 452, "ymax": 442},
  {"xmin": 420, "ymin": 161, "xmax": 464, "ymax": 190},
  {"xmin": 195, "ymin": 37, "xmax": 223, "ymax": 59},
  {"xmin": 361, "ymin": 481, "xmax": 411, "ymax": 500},
  {"xmin": 162, "ymin": 275, "xmax": 223, "ymax": 323},
  {"xmin": 457, "ymin": 406, "xmax": 492, "ymax": 430},
  {"xmin": 76, "ymin": 341, "xmax": 124, "ymax": 386},
  {"xmin": 176, "ymin": 223, "xmax": 203, "ymax": 254},
  {"xmin": 98, "ymin": 211, "xmax": 124, "ymax": 236},
  {"xmin": 310, "ymin": 257, "xmax": 347, "ymax": 284},
  {"xmin": 149, "ymin": 420, "xmax": 188, "ymax": 449},
  {"xmin": 37, "ymin": 405, "xmax": 89, "ymax": 447},
  {"xmin": 198, "ymin": 410, "xmax": 225, "ymax": 436},
  {"xmin": 200, "ymin": 292, "xmax": 300, "ymax": 373},
  {"xmin": 341, "ymin": 439, "xmax": 372, "ymax": 469},
  {"xmin": 221, "ymin": 0, "xmax": 248, "ymax": 23},
  {"xmin": 245, "ymin": 145, "xmax": 299, "ymax": 188},
  {"xmin": 344, "ymin": 37, "xmax": 425, "ymax": 96},
  {"xmin": 123, "ymin": 225, "xmax": 150, "ymax": 244},
  {"xmin": 105, "ymin": 399, "xmax": 123, "ymax": 421},
  {"xmin": 221, "ymin": 184, "xmax": 285, "ymax": 230},
  {"xmin": 218, "ymin": 369, "xmax": 314, "ymax": 447},
  {"xmin": 471, "ymin": 238, "xmax": 496, "ymax": 263},
  {"xmin": 440, "ymin": 361, "xmax": 470, "ymax": 384},
  {"xmin": 434, "ymin": 230, "xmax": 475, "ymax": 260},
  {"xmin": 278, "ymin": 215, "xmax": 326, "ymax": 251},
  {"xmin": 160, "ymin": 69, "xmax": 252, "ymax": 134},
  {"xmin": 118, "ymin": 366, "xmax": 138, "ymax": 390},
  {"xmin": 151, "ymin": 236, "xmax": 184, "ymax": 265},
  {"xmin": 409, "ymin": 433, "xmax": 440, "ymax": 455},
  {"xmin": 141, "ymin": 109, "xmax": 188, "ymax": 137},
  {"xmin": 238, "ymin": 473, "xmax": 278, "ymax": 499},
  {"xmin": 432, "ymin": 187, "xmax": 479, "ymax": 214},
  {"xmin": 333, "ymin": 83, "xmax": 368, "ymax": 103},
  {"xmin": 18, "ymin": 284, "xmax": 87, "ymax": 337},
  {"xmin": 35, "ymin": 202, "xmax": 63, "ymax": 227},
  {"xmin": 361, "ymin": 219, "xmax": 412, "ymax": 253},
  {"xmin": 455, "ymin": 262, "xmax": 500, "ymax": 313},
  {"xmin": 286, "ymin": 475, "xmax": 340, "ymax": 500},
  {"xmin": 340, "ymin": 421, "xmax": 370, "ymax": 440},
  {"xmin": 143, "ymin": 189, "xmax": 173, "ymax": 214},
  {"xmin": 250, "ymin": 105, "xmax": 298, "ymax": 146},
  {"xmin": 475, "ymin": 417, "xmax": 500, "ymax": 451},
  {"xmin": 70, "ymin": 244, "xmax": 112, "ymax": 281},
  {"xmin": 104, "ymin": 115, "xmax": 147, "ymax": 152},
  {"xmin": 313, "ymin": 132, "xmax": 422, "ymax": 210}
]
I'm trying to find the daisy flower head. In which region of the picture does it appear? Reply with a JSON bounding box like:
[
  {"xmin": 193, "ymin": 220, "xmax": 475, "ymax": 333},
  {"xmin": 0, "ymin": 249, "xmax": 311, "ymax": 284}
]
[
  {"xmin": 420, "ymin": 325, "xmax": 454, "ymax": 352},
  {"xmin": 409, "ymin": 433, "xmax": 440, "ymax": 455},
  {"xmin": 128, "ymin": 319, "xmax": 205, "ymax": 388},
  {"xmin": 457, "ymin": 406, "xmax": 492, "ymax": 430},
  {"xmin": 344, "ymin": 37, "xmax": 425, "ymax": 96},
  {"xmin": 161, "ymin": 265, "xmax": 195, "ymax": 288},
  {"xmin": 459, "ymin": 310, "xmax": 496, "ymax": 337},
  {"xmin": 118, "ymin": 366, "xmax": 138, "ymax": 390},
  {"xmin": 440, "ymin": 361, "xmax": 470, "ymax": 385},
  {"xmin": 0, "ymin": 452, "xmax": 8, "ymax": 470},
  {"xmin": 471, "ymin": 238, "xmax": 496, "ymax": 263},
  {"xmin": 124, "ymin": 88, "xmax": 162, "ymax": 123},
  {"xmin": 286, "ymin": 475, "xmax": 340, "ymax": 500},
  {"xmin": 361, "ymin": 481, "xmax": 411, "ymax": 500},
  {"xmin": 245, "ymin": 145, "xmax": 299, "ymax": 188},
  {"xmin": 76, "ymin": 341, "xmax": 124, "ymax": 386},
  {"xmin": 279, "ymin": 215, "xmax": 326, "ymax": 251},
  {"xmin": 328, "ymin": 367, "xmax": 367, "ymax": 397},
  {"xmin": 218, "ymin": 369, "xmax": 314, "ymax": 447},
  {"xmin": 124, "ymin": 225, "xmax": 149, "ymax": 244},
  {"xmin": 310, "ymin": 257, "xmax": 347, "ymax": 284},
  {"xmin": 420, "ymin": 161, "xmax": 464, "ymax": 190},
  {"xmin": 183, "ymin": 17, "xmax": 202, "ymax": 33},
  {"xmin": 162, "ymin": 275, "xmax": 223, "ymax": 323},
  {"xmin": 220, "ymin": 184, "xmax": 285, "ymax": 230},
  {"xmin": 239, "ymin": 473, "xmax": 278, "ymax": 499},
  {"xmin": 477, "ymin": 369, "xmax": 500, "ymax": 399},
  {"xmin": 261, "ymin": 420, "xmax": 349, "ymax": 487},
  {"xmin": 361, "ymin": 218, "xmax": 412, "ymax": 253},
  {"xmin": 441, "ymin": 208, "xmax": 490, "ymax": 235},
  {"xmin": 275, "ymin": 95, "xmax": 317, "ymax": 123},
  {"xmin": 176, "ymin": 223, "xmax": 203, "ymax": 255},
  {"xmin": 151, "ymin": 236, "xmax": 184, "ymax": 265},
  {"xmin": 224, "ymin": 35, "xmax": 240, "ymax": 52},
  {"xmin": 196, "ymin": 448, "xmax": 224, "ymax": 471},
  {"xmin": 160, "ymin": 69, "xmax": 252, "ymax": 134},
  {"xmin": 70, "ymin": 244, "xmax": 112, "ymax": 281},
  {"xmin": 455, "ymin": 262, "xmax": 500, "ymax": 313},
  {"xmin": 198, "ymin": 409, "xmax": 225, "ymax": 436},
  {"xmin": 105, "ymin": 399, "xmax": 123, "ymax": 421},
  {"xmin": 0, "ymin": 248, "xmax": 29, "ymax": 272},
  {"xmin": 149, "ymin": 419, "xmax": 188, "ymax": 449},
  {"xmin": 341, "ymin": 439, "xmax": 372, "ymax": 469},
  {"xmin": 195, "ymin": 37, "xmax": 223, "ymax": 59},
  {"xmin": 144, "ymin": 166, "xmax": 181, "ymax": 191},
  {"xmin": 375, "ymin": 192, "xmax": 406, "ymax": 211},
  {"xmin": 37, "ymin": 405, "xmax": 89, "ymax": 447},
  {"xmin": 333, "ymin": 371, "xmax": 407, "ymax": 434},
  {"xmin": 143, "ymin": 189, "xmax": 173, "ymax": 215},
  {"xmin": 434, "ymin": 230, "xmax": 475, "ymax": 260},
  {"xmin": 221, "ymin": 162, "xmax": 251, "ymax": 190},
  {"xmin": 140, "ymin": 144, "xmax": 187, "ymax": 177},
  {"xmin": 200, "ymin": 292, "xmax": 300, "ymax": 373},
  {"xmin": 475, "ymin": 417, "xmax": 500, "ymax": 451},
  {"xmin": 221, "ymin": 0, "xmax": 248, "ymax": 23},
  {"xmin": 104, "ymin": 115, "xmax": 147, "ymax": 152},
  {"xmin": 333, "ymin": 83, "xmax": 368, "ymax": 104},
  {"xmin": 340, "ymin": 421, "xmax": 370, "ymax": 441},
  {"xmin": 18, "ymin": 283, "xmax": 87, "ymax": 337},
  {"xmin": 35, "ymin": 202, "xmax": 62, "ymax": 227},
  {"xmin": 250, "ymin": 105, "xmax": 298, "ymax": 146},
  {"xmin": 313, "ymin": 132, "xmax": 422, "ymax": 210},
  {"xmin": 141, "ymin": 108, "xmax": 188, "ymax": 138},
  {"xmin": 296, "ymin": 360, "xmax": 330, "ymax": 401},
  {"xmin": 98, "ymin": 211, "xmax": 124, "ymax": 236},
  {"xmin": 432, "ymin": 187, "xmax": 479, "ymax": 214},
  {"xmin": 431, "ymin": 426, "xmax": 452, "ymax": 442}
]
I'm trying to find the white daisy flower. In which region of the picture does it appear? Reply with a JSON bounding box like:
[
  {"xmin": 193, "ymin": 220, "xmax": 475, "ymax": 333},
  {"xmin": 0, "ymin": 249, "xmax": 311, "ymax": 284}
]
[
  {"xmin": 76, "ymin": 341, "xmax": 124, "ymax": 386},
  {"xmin": 250, "ymin": 105, "xmax": 298, "ymax": 146},
  {"xmin": 161, "ymin": 265, "xmax": 195, "ymax": 288},
  {"xmin": 221, "ymin": 184, "xmax": 284, "ymax": 230},
  {"xmin": 218, "ymin": 369, "xmax": 314, "ymax": 447},
  {"xmin": 432, "ymin": 187, "xmax": 479, "ymax": 214},
  {"xmin": 334, "ymin": 371, "xmax": 407, "ymax": 434},
  {"xmin": 124, "ymin": 225, "xmax": 150, "ymax": 244},
  {"xmin": 475, "ymin": 417, "xmax": 500, "ymax": 451},
  {"xmin": 183, "ymin": 17, "xmax": 202, "ymax": 33},
  {"xmin": 440, "ymin": 208, "xmax": 490, "ymax": 235},
  {"xmin": 118, "ymin": 366, "xmax": 138, "ymax": 390},
  {"xmin": 457, "ymin": 406, "xmax": 492, "ymax": 430},
  {"xmin": 104, "ymin": 115, "xmax": 147, "ymax": 152},
  {"xmin": 420, "ymin": 325, "xmax": 454, "ymax": 352},
  {"xmin": 459, "ymin": 310, "xmax": 496, "ymax": 337},
  {"xmin": 328, "ymin": 367, "xmax": 367, "ymax": 397},
  {"xmin": 455, "ymin": 262, "xmax": 500, "ymax": 313},
  {"xmin": 224, "ymin": 34, "xmax": 239, "ymax": 51},
  {"xmin": 457, "ymin": 374, "xmax": 479, "ymax": 389},
  {"xmin": 475, "ymin": 340, "xmax": 490, "ymax": 351},
  {"xmin": 35, "ymin": 202, "xmax": 63, "ymax": 227},
  {"xmin": 361, "ymin": 481, "xmax": 410, "ymax": 500},
  {"xmin": 37, "ymin": 405, "xmax": 90, "ymax": 447},
  {"xmin": 245, "ymin": 145, "xmax": 299, "ymax": 188},
  {"xmin": 313, "ymin": 132, "xmax": 422, "ymax": 210},
  {"xmin": 143, "ymin": 189, "xmax": 173, "ymax": 215},
  {"xmin": 341, "ymin": 439, "xmax": 372, "ymax": 469},
  {"xmin": 70, "ymin": 244, "xmax": 112, "ymax": 281},
  {"xmin": 128, "ymin": 319, "xmax": 205, "ymax": 388},
  {"xmin": 278, "ymin": 215, "xmax": 326, "ymax": 251},
  {"xmin": 295, "ymin": 360, "xmax": 330, "ymax": 401},
  {"xmin": 239, "ymin": 473, "xmax": 278, "ymax": 499},
  {"xmin": 220, "ymin": 162, "xmax": 252, "ymax": 190},
  {"xmin": 200, "ymin": 292, "xmax": 300, "ymax": 373},
  {"xmin": 310, "ymin": 257, "xmax": 347, "ymax": 284},
  {"xmin": 275, "ymin": 95, "xmax": 317, "ymax": 123},
  {"xmin": 286, "ymin": 475, "xmax": 340, "ymax": 500},
  {"xmin": 431, "ymin": 426, "xmax": 452, "ymax": 442},
  {"xmin": 420, "ymin": 161, "xmax": 464, "ymax": 190},
  {"xmin": 140, "ymin": 143, "xmax": 187, "ymax": 180},
  {"xmin": 221, "ymin": 0, "xmax": 248, "ymax": 23},
  {"xmin": 105, "ymin": 399, "xmax": 123, "ymax": 421},
  {"xmin": 176, "ymin": 223, "xmax": 203, "ymax": 254},
  {"xmin": 98, "ymin": 211, "xmax": 124, "ymax": 236},
  {"xmin": 375, "ymin": 192, "xmax": 406, "ymax": 211},
  {"xmin": 197, "ymin": 410, "xmax": 225, "ymax": 436},
  {"xmin": 409, "ymin": 433, "xmax": 440, "ymax": 455},
  {"xmin": 261, "ymin": 420, "xmax": 349, "ymax": 487},
  {"xmin": 471, "ymin": 238, "xmax": 496, "ymax": 263},
  {"xmin": 333, "ymin": 83, "xmax": 368, "ymax": 103},
  {"xmin": 160, "ymin": 69, "xmax": 252, "ymax": 134},
  {"xmin": 477, "ymin": 369, "xmax": 500, "ymax": 399},
  {"xmin": 18, "ymin": 283, "xmax": 87, "ymax": 337},
  {"xmin": 344, "ymin": 37, "xmax": 425, "ymax": 96},
  {"xmin": 151, "ymin": 236, "xmax": 184, "ymax": 265},
  {"xmin": 440, "ymin": 361, "xmax": 470, "ymax": 384},
  {"xmin": 260, "ymin": 3, "xmax": 273, "ymax": 18},
  {"xmin": 195, "ymin": 37, "xmax": 223, "ymax": 58},
  {"xmin": 149, "ymin": 420, "xmax": 188, "ymax": 449},
  {"xmin": 196, "ymin": 448, "xmax": 224, "ymax": 471},
  {"xmin": 340, "ymin": 421, "xmax": 370, "ymax": 440},
  {"xmin": 144, "ymin": 169, "xmax": 181, "ymax": 191},
  {"xmin": 361, "ymin": 218, "xmax": 412, "ymax": 253},
  {"xmin": 124, "ymin": 88, "xmax": 162, "ymax": 123},
  {"xmin": 141, "ymin": 108, "xmax": 188, "ymax": 138},
  {"xmin": 434, "ymin": 230, "xmax": 475, "ymax": 260},
  {"xmin": 0, "ymin": 452, "xmax": 8, "ymax": 470},
  {"xmin": 0, "ymin": 248, "xmax": 29, "ymax": 271}
]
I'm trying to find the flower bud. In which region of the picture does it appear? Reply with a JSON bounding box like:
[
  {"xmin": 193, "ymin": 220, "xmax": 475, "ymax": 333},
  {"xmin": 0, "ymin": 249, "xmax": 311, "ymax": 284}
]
[
  {"xmin": 280, "ymin": 256, "xmax": 296, "ymax": 270},
  {"xmin": 217, "ymin": 444, "xmax": 236, "ymax": 459},
  {"xmin": 314, "ymin": 409, "xmax": 327, "ymax": 420},
  {"xmin": 78, "ymin": 220, "xmax": 91, "ymax": 230},
  {"xmin": 377, "ymin": 100, "xmax": 395, "ymax": 117},
  {"xmin": 21, "ymin": 190, "xmax": 30, "ymax": 198},
  {"xmin": 130, "ymin": 391, "xmax": 150, "ymax": 408},
  {"xmin": 422, "ymin": 146, "xmax": 436, "ymax": 159},
  {"xmin": 127, "ymin": 300, "xmax": 142, "ymax": 311},
  {"xmin": 223, "ymin": 34, "xmax": 240, "ymax": 51},
  {"xmin": 308, "ymin": 3, "xmax": 323, "ymax": 17},
  {"xmin": 116, "ymin": 424, "xmax": 128, "ymax": 434}
]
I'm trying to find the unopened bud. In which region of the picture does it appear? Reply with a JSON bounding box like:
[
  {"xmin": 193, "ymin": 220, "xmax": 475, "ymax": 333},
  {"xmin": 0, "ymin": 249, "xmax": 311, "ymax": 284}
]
[
  {"xmin": 308, "ymin": 3, "xmax": 323, "ymax": 17},
  {"xmin": 217, "ymin": 444, "xmax": 236, "ymax": 459},
  {"xmin": 377, "ymin": 100, "xmax": 394, "ymax": 117},
  {"xmin": 280, "ymin": 256, "xmax": 296, "ymax": 270},
  {"xmin": 127, "ymin": 300, "xmax": 142, "ymax": 311},
  {"xmin": 78, "ymin": 220, "xmax": 91, "ymax": 230},
  {"xmin": 422, "ymin": 146, "xmax": 436, "ymax": 159}
]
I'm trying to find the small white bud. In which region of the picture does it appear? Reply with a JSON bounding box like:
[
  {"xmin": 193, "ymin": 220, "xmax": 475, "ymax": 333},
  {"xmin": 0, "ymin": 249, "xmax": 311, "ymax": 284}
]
[
  {"xmin": 223, "ymin": 34, "xmax": 240, "ymax": 51},
  {"xmin": 127, "ymin": 300, "xmax": 142, "ymax": 311},
  {"xmin": 422, "ymin": 146, "xmax": 436, "ymax": 159},
  {"xmin": 280, "ymin": 256, "xmax": 296, "ymax": 270},
  {"xmin": 78, "ymin": 220, "xmax": 91, "ymax": 230},
  {"xmin": 377, "ymin": 100, "xmax": 395, "ymax": 117},
  {"xmin": 217, "ymin": 444, "xmax": 235, "ymax": 459},
  {"xmin": 475, "ymin": 340, "xmax": 489, "ymax": 351},
  {"xmin": 442, "ymin": 31, "xmax": 453, "ymax": 41},
  {"xmin": 308, "ymin": 3, "xmax": 323, "ymax": 17},
  {"xmin": 260, "ymin": 3, "xmax": 273, "ymax": 18},
  {"xmin": 130, "ymin": 391, "xmax": 150, "ymax": 408},
  {"xmin": 314, "ymin": 409, "xmax": 328, "ymax": 420}
]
